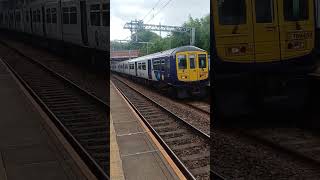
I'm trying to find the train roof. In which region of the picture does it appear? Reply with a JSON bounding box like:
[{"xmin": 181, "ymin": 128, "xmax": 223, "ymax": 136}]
[{"xmin": 126, "ymin": 46, "xmax": 206, "ymax": 63}]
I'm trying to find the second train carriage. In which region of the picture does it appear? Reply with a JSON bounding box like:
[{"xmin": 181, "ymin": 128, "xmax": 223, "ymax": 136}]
[
  {"xmin": 111, "ymin": 46, "xmax": 209, "ymax": 98},
  {"xmin": 0, "ymin": 0, "xmax": 109, "ymax": 67}
]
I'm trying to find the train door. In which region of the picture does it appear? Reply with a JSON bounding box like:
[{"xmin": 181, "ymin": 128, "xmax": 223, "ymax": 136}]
[
  {"xmin": 278, "ymin": 0, "xmax": 314, "ymax": 60},
  {"xmin": 80, "ymin": 1, "xmax": 88, "ymax": 46},
  {"xmin": 148, "ymin": 60, "xmax": 152, "ymax": 79},
  {"xmin": 198, "ymin": 53, "xmax": 209, "ymax": 80},
  {"xmin": 213, "ymin": 0, "xmax": 254, "ymax": 63},
  {"xmin": 187, "ymin": 53, "xmax": 198, "ymax": 80},
  {"xmin": 252, "ymin": 0, "xmax": 280, "ymax": 62}
]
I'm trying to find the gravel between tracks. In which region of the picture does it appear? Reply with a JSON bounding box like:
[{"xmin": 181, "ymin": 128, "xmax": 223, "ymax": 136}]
[
  {"xmin": 112, "ymin": 74, "xmax": 210, "ymax": 135},
  {"xmin": 212, "ymin": 129, "xmax": 320, "ymax": 179},
  {"xmin": 0, "ymin": 37, "xmax": 108, "ymax": 104}
]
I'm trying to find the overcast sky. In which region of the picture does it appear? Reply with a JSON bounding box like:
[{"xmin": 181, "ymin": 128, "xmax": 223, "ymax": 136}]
[{"xmin": 110, "ymin": 0, "xmax": 210, "ymax": 41}]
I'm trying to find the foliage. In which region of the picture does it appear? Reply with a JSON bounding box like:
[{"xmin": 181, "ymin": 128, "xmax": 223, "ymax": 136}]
[{"xmin": 111, "ymin": 14, "xmax": 210, "ymax": 55}]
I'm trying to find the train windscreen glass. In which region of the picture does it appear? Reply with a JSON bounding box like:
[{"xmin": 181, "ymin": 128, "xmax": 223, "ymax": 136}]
[
  {"xmin": 218, "ymin": 0, "xmax": 246, "ymax": 25},
  {"xmin": 198, "ymin": 54, "xmax": 207, "ymax": 68},
  {"xmin": 284, "ymin": 0, "xmax": 308, "ymax": 21},
  {"xmin": 255, "ymin": 0, "xmax": 273, "ymax": 23},
  {"xmin": 189, "ymin": 55, "xmax": 196, "ymax": 69},
  {"xmin": 178, "ymin": 55, "xmax": 187, "ymax": 69}
]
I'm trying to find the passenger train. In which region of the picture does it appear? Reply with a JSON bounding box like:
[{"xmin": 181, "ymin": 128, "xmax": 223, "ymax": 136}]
[
  {"xmin": 111, "ymin": 46, "xmax": 209, "ymax": 99},
  {"xmin": 0, "ymin": 0, "xmax": 109, "ymax": 67}
]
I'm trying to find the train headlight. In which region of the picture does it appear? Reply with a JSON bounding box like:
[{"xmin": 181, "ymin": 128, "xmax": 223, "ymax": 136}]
[{"xmin": 231, "ymin": 47, "xmax": 240, "ymax": 54}]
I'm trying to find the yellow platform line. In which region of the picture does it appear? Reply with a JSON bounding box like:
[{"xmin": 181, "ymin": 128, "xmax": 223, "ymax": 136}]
[
  {"xmin": 110, "ymin": 115, "xmax": 126, "ymax": 180},
  {"xmin": 111, "ymin": 81, "xmax": 187, "ymax": 180}
]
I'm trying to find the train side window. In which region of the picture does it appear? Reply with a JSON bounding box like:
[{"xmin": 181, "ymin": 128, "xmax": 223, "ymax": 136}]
[
  {"xmin": 63, "ymin": 7, "xmax": 69, "ymax": 24},
  {"xmin": 90, "ymin": 4, "xmax": 100, "ymax": 26},
  {"xmin": 189, "ymin": 55, "xmax": 196, "ymax": 69},
  {"xmin": 102, "ymin": 3, "xmax": 109, "ymax": 26},
  {"xmin": 218, "ymin": 0, "xmax": 246, "ymax": 25},
  {"xmin": 284, "ymin": 0, "xmax": 308, "ymax": 21},
  {"xmin": 25, "ymin": 12, "xmax": 29, "ymax": 22},
  {"xmin": 178, "ymin": 55, "xmax": 187, "ymax": 69},
  {"xmin": 138, "ymin": 63, "xmax": 142, "ymax": 70},
  {"xmin": 198, "ymin": 54, "xmax": 207, "ymax": 68},
  {"xmin": 70, "ymin": 7, "xmax": 77, "ymax": 24},
  {"xmin": 33, "ymin": 11, "xmax": 36, "ymax": 22},
  {"xmin": 37, "ymin": 10, "xmax": 40, "ymax": 22},
  {"xmin": 46, "ymin": 8, "xmax": 51, "ymax": 23},
  {"xmin": 255, "ymin": 0, "xmax": 273, "ymax": 23},
  {"xmin": 142, "ymin": 62, "xmax": 146, "ymax": 70},
  {"xmin": 51, "ymin": 8, "xmax": 57, "ymax": 23}
]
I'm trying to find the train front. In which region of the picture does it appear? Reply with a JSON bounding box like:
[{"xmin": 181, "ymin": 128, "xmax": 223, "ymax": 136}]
[{"xmin": 173, "ymin": 50, "xmax": 209, "ymax": 98}]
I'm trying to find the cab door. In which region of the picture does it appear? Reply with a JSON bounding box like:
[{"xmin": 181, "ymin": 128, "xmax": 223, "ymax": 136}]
[
  {"xmin": 188, "ymin": 53, "xmax": 198, "ymax": 81},
  {"xmin": 252, "ymin": 0, "xmax": 281, "ymax": 62},
  {"xmin": 213, "ymin": 0, "xmax": 254, "ymax": 63}
]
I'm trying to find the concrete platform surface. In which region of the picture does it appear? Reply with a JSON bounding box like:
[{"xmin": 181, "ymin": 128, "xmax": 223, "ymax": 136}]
[
  {"xmin": 0, "ymin": 58, "xmax": 88, "ymax": 180},
  {"xmin": 110, "ymin": 81, "xmax": 185, "ymax": 180}
]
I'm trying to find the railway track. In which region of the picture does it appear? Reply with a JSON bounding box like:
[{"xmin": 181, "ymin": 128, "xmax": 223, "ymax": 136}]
[
  {"xmin": 239, "ymin": 129, "xmax": 320, "ymax": 171},
  {"xmin": 183, "ymin": 101, "xmax": 210, "ymax": 115},
  {"xmin": 112, "ymin": 76, "xmax": 210, "ymax": 180},
  {"xmin": 0, "ymin": 42, "xmax": 109, "ymax": 179}
]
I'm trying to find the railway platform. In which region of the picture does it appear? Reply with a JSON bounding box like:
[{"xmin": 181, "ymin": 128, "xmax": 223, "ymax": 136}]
[
  {"xmin": 0, "ymin": 59, "xmax": 92, "ymax": 180},
  {"xmin": 110, "ymin": 81, "xmax": 185, "ymax": 180}
]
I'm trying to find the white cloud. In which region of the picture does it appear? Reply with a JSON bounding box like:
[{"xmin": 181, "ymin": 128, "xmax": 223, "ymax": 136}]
[{"xmin": 110, "ymin": 0, "xmax": 210, "ymax": 40}]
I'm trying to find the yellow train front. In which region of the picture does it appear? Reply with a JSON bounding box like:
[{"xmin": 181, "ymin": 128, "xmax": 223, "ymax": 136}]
[
  {"xmin": 212, "ymin": 0, "xmax": 316, "ymax": 119},
  {"xmin": 212, "ymin": 0, "xmax": 315, "ymax": 72}
]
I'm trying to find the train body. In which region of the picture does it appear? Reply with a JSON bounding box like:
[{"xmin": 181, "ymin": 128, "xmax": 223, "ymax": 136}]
[
  {"xmin": 0, "ymin": 0, "xmax": 109, "ymax": 67},
  {"xmin": 111, "ymin": 46, "xmax": 209, "ymax": 98},
  {"xmin": 212, "ymin": 0, "xmax": 316, "ymax": 72},
  {"xmin": 211, "ymin": 0, "xmax": 320, "ymax": 119}
]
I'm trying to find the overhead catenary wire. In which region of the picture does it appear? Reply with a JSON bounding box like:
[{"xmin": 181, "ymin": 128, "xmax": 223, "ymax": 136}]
[
  {"xmin": 142, "ymin": 0, "xmax": 163, "ymax": 21},
  {"xmin": 146, "ymin": 0, "xmax": 173, "ymax": 23}
]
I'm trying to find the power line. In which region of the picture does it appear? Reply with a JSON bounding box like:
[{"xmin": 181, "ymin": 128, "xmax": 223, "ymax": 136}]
[
  {"xmin": 146, "ymin": 0, "xmax": 173, "ymax": 23},
  {"xmin": 142, "ymin": 0, "xmax": 162, "ymax": 21}
]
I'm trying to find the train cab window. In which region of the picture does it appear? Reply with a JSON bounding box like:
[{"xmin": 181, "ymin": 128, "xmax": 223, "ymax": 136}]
[
  {"xmin": 284, "ymin": 0, "xmax": 308, "ymax": 21},
  {"xmin": 189, "ymin": 55, "xmax": 196, "ymax": 69},
  {"xmin": 198, "ymin": 54, "xmax": 207, "ymax": 68},
  {"xmin": 255, "ymin": 0, "xmax": 273, "ymax": 23},
  {"xmin": 102, "ymin": 3, "xmax": 109, "ymax": 26},
  {"xmin": 138, "ymin": 63, "xmax": 142, "ymax": 70},
  {"xmin": 46, "ymin": 9, "xmax": 51, "ymax": 23},
  {"xmin": 142, "ymin": 62, "xmax": 146, "ymax": 70},
  {"xmin": 90, "ymin": 4, "xmax": 100, "ymax": 26},
  {"xmin": 161, "ymin": 60, "xmax": 165, "ymax": 71},
  {"xmin": 178, "ymin": 55, "xmax": 187, "ymax": 69},
  {"xmin": 51, "ymin": 8, "xmax": 57, "ymax": 23},
  {"xmin": 70, "ymin": 7, "xmax": 77, "ymax": 24},
  {"xmin": 218, "ymin": 0, "xmax": 246, "ymax": 25},
  {"xmin": 153, "ymin": 60, "xmax": 159, "ymax": 70}
]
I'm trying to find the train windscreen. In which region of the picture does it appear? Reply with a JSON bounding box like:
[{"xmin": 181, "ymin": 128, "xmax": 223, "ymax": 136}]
[
  {"xmin": 284, "ymin": 0, "xmax": 308, "ymax": 21},
  {"xmin": 198, "ymin": 54, "xmax": 207, "ymax": 68},
  {"xmin": 178, "ymin": 55, "xmax": 187, "ymax": 69},
  {"xmin": 218, "ymin": 0, "xmax": 246, "ymax": 25}
]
